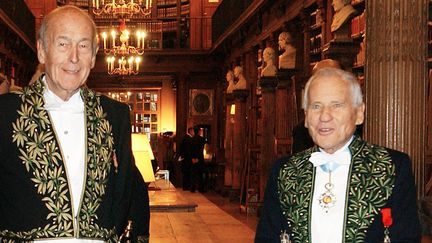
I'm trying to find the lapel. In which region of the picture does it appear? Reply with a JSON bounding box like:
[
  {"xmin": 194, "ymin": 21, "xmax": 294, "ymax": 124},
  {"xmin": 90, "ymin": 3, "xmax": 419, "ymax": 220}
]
[
  {"xmin": 11, "ymin": 75, "xmax": 116, "ymax": 238},
  {"xmin": 278, "ymin": 137, "xmax": 395, "ymax": 243}
]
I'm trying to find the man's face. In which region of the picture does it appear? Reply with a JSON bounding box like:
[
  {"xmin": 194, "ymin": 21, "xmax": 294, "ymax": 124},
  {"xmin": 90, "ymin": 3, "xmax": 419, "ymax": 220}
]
[
  {"xmin": 304, "ymin": 75, "xmax": 364, "ymax": 154},
  {"xmin": 37, "ymin": 11, "xmax": 96, "ymax": 101}
]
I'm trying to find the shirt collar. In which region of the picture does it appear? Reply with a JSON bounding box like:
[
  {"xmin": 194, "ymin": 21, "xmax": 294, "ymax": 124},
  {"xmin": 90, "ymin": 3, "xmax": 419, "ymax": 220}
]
[{"xmin": 43, "ymin": 77, "xmax": 84, "ymax": 113}]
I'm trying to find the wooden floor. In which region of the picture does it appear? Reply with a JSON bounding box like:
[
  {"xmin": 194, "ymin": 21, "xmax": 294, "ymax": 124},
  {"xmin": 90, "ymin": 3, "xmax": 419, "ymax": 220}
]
[{"xmin": 149, "ymin": 187, "xmax": 258, "ymax": 243}]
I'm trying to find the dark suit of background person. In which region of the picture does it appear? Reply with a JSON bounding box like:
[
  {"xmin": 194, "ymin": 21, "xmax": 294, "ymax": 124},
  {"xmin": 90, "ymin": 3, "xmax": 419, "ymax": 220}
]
[
  {"xmin": 0, "ymin": 5, "xmax": 149, "ymax": 242},
  {"xmin": 179, "ymin": 127, "xmax": 194, "ymax": 190},
  {"xmin": 255, "ymin": 68, "xmax": 420, "ymax": 242},
  {"xmin": 190, "ymin": 127, "xmax": 206, "ymax": 192}
]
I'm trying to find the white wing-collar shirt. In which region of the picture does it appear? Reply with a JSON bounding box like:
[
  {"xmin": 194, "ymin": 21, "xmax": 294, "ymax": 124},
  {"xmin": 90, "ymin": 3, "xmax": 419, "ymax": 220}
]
[
  {"xmin": 309, "ymin": 136, "xmax": 354, "ymax": 243},
  {"xmin": 36, "ymin": 78, "xmax": 103, "ymax": 243}
]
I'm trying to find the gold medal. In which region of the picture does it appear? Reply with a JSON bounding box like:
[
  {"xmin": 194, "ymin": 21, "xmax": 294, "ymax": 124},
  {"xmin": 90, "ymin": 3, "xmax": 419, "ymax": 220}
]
[{"xmin": 319, "ymin": 172, "xmax": 336, "ymax": 212}]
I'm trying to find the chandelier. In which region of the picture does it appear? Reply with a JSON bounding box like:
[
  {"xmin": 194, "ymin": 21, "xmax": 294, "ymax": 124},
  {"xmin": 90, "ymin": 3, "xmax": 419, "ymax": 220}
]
[
  {"xmin": 106, "ymin": 56, "xmax": 141, "ymax": 75},
  {"xmin": 100, "ymin": 20, "xmax": 145, "ymax": 75},
  {"xmin": 92, "ymin": 0, "xmax": 152, "ymax": 18}
]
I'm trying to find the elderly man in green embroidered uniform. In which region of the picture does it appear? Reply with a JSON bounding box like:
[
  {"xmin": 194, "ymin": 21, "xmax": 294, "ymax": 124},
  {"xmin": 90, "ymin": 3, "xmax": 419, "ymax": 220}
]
[
  {"xmin": 255, "ymin": 68, "xmax": 420, "ymax": 242},
  {"xmin": 0, "ymin": 5, "xmax": 149, "ymax": 242}
]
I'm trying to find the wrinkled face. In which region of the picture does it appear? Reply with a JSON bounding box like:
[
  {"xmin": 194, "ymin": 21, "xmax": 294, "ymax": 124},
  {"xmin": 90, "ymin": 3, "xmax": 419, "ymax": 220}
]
[
  {"xmin": 304, "ymin": 76, "xmax": 364, "ymax": 154},
  {"xmin": 37, "ymin": 11, "xmax": 96, "ymax": 101}
]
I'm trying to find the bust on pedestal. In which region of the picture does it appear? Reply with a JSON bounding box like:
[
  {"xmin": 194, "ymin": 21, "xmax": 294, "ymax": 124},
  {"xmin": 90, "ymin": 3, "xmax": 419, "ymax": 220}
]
[
  {"xmin": 278, "ymin": 32, "xmax": 296, "ymax": 69},
  {"xmin": 233, "ymin": 66, "xmax": 248, "ymax": 90},
  {"xmin": 331, "ymin": 0, "xmax": 356, "ymax": 42},
  {"xmin": 261, "ymin": 47, "xmax": 277, "ymax": 77},
  {"xmin": 226, "ymin": 70, "xmax": 235, "ymax": 94}
]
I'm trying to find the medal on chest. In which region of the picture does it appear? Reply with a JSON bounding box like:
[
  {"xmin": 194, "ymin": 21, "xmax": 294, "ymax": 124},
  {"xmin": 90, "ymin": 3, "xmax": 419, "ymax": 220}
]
[{"xmin": 318, "ymin": 165, "xmax": 337, "ymax": 213}]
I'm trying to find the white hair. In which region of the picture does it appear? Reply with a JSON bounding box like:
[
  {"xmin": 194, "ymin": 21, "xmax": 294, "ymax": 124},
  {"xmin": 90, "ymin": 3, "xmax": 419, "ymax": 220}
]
[{"xmin": 302, "ymin": 67, "xmax": 363, "ymax": 110}]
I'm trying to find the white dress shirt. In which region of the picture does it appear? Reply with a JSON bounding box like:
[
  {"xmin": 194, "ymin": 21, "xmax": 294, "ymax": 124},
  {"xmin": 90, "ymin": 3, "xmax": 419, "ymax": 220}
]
[
  {"xmin": 310, "ymin": 137, "xmax": 353, "ymax": 243},
  {"xmin": 36, "ymin": 79, "xmax": 103, "ymax": 243}
]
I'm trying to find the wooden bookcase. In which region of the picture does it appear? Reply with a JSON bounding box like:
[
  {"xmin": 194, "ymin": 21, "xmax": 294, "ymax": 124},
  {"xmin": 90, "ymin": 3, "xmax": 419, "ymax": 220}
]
[
  {"xmin": 105, "ymin": 90, "xmax": 161, "ymax": 159},
  {"xmin": 350, "ymin": 0, "xmax": 366, "ymax": 85}
]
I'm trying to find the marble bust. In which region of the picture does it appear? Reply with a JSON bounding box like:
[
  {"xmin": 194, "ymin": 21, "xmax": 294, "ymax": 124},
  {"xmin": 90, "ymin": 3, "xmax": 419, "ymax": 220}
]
[
  {"xmin": 226, "ymin": 70, "xmax": 235, "ymax": 93},
  {"xmin": 278, "ymin": 31, "xmax": 296, "ymax": 69},
  {"xmin": 233, "ymin": 66, "xmax": 247, "ymax": 90},
  {"xmin": 331, "ymin": 0, "xmax": 356, "ymax": 32},
  {"xmin": 261, "ymin": 47, "xmax": 277, "ymax": 77}
]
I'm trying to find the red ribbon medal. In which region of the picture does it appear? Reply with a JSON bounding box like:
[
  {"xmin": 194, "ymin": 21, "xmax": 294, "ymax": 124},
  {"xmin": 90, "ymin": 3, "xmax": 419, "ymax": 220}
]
[{"xmin": 381, "ymin": 208, "xmax": 392, "ymax": 243}]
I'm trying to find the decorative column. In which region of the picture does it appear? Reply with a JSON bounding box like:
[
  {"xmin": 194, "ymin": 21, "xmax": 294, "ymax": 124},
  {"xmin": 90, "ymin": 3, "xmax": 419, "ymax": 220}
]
[
  {"xmin": 224, "ymin": 94, "xmax": 234, "ymax": 190},
  {"xmin": 232, "ymin": 90, "xmax": 249, "ymax": 192},
  {"xmin": 176, "ymin": 72, "xmax": 189, "ymax": 148},
  {"xmin": 259, "ymin": 76, "xmax": 277, "ymax": 201},
  {"xmin": 365, "ymin": 0, "xmax": 427, "ymax": 197},
  {"xmin": 275, "ymin": 69, "xmax": 297, "ymax": 157}
]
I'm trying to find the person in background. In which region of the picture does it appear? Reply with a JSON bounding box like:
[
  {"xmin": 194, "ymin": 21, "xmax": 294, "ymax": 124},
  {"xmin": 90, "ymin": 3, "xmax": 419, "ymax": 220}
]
[
  {"xmin": 0, "ymin": 73, "xmax": 10, "ymax": 94},
  {"xmin": 190, "ymin": 126, "xmax": 206, "ymax": 193},
  {"xmin": 179, "ymin": 127, "xmax": 194, "ymax": 190},
  {"xmin": 0, "ymin": 5, "xmax": 149, "ymax": 242},
  {"xmin": 255, "ymin": 67, "xmax": 420, "ymax": 242}
]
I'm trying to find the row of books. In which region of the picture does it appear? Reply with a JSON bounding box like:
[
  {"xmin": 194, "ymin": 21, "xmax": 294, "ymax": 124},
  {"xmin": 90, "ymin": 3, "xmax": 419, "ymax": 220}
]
[
  {"xmin": 354, "ymin": 40, "xmax": 366, "ymax": 67},
  {"xmin": 309, "ymin": 34, "xmax": 322, "ymax": 55},
  {"xmin": 157, "ymin": 7, "xmax": 178, "ymax": 17},
  {"xmin": 157, "ymin": 0, "xmax": 177, "ymax": 7},
  {"xmin": 351, "ymin": 12, "xmax": 366, "ymax": 38},
  {"xmin": 136, "ymin": 22, "xmax": 163, "ymax": 32},
  {"xmin": 162, "ymin": 21, "xmax": 178, "ymax": 31}
]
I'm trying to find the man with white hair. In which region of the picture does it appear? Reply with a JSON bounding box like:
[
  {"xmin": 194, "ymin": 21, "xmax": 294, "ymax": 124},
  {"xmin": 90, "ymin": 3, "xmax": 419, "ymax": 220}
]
[
  {"xmin": 0, "ymin": 5, "xmax": 149, "ymax": 242},
  {"xmin": 255, "ymin": 68, "xmax": 420, "ymax": 242}
]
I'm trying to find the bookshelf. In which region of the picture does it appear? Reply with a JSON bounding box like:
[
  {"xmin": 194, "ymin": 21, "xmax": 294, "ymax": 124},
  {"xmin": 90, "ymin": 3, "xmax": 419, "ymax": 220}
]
[
  {"xmin": 105, "ymin": 90, "xmax": 160, "ymax": 158},
  {"xmin": 305, "ymin": 3, "xmax": 325, "ymax": 73},
  {"xmin": 351, "ymin": 0, "xmax": 366, "ymax": 85}
]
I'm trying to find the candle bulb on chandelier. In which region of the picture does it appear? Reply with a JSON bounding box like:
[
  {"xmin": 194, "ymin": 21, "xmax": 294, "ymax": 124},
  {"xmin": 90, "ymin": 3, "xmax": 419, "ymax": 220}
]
[
  {"xmin": 128, "ymin": 57, "xmax": 134, "ymax": 71},
  {"xmin": 96, "ymin": 0, "xmax": 99, "ymax": 9},
  {"xmin": 102, "ymin": 32, "xmax": 107, "ymax": 50},
  {"xmin": 111, "ymin": 57, "xmax": 115, "ymax": 72},
  {"xmin": 136, "ymin": 31, "xmax": 141, "ymax": 49},
  {"xmin": 106, "ymin": 57, "xmax": 110, "ymax": 72},
  {"xmin": 135, "ymin": 57, "xmax": 141, "ymax": 72},
  {"xmin": 111, "ymin": 30, "xmax": 116, "ymax": 47}
]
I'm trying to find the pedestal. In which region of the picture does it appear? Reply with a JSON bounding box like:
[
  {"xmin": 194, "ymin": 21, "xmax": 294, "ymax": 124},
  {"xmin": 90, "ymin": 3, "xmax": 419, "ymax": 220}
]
[
  {"xmin": 323, "ymin": 41, "xmax": 359, "ymax": 70},
  {"xmin": 275, "ymin": 69, "xmax": 297, "ymax": 157},
  {"xmin": 232, "ymin": 89, "xmax": 249, "ymax": 191},
  {"xmin": 258, "ymin": 76, "xmax": 277, "ymax": 201}
]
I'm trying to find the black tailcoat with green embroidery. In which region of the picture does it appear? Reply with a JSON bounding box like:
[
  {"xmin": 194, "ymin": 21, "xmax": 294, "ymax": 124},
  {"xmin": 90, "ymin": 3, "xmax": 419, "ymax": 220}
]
[
  {"xmin": 0, "ymin": 76, "xmax": 149, "ymax": 242},
  {"xmin": 255, "ymin": 136, "xmax": 420, "ymax": 243}
]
